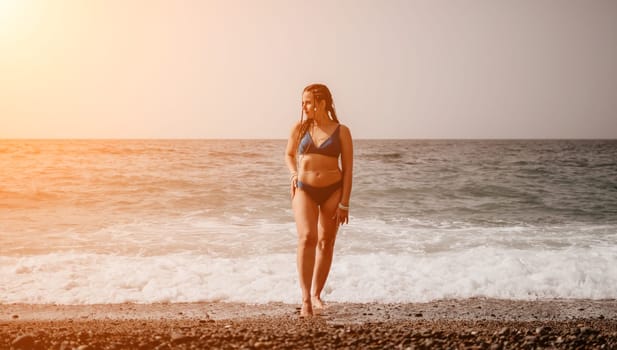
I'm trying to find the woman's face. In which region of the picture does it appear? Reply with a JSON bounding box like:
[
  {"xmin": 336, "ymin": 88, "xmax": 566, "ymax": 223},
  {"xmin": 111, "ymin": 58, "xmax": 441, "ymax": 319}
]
[{"xmin": 302, "ymin": 91, "xmax": 322, "ymax": 119}]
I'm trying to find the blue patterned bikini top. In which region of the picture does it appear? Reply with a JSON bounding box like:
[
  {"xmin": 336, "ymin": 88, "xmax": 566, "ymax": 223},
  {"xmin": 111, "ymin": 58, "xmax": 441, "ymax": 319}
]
[{"xmin": 297, "ymin": 124, "xmax": 341, "ymax": 158}]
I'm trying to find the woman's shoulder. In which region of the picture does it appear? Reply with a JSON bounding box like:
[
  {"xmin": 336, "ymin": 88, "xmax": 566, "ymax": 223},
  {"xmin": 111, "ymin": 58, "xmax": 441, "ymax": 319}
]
[{"xmin": 337, "ymin": 123, "xmax": 351, "ymax": 135}]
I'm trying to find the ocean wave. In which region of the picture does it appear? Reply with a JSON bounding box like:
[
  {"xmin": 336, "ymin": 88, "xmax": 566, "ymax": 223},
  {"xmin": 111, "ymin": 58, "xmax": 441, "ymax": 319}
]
[{"xmin": 1, "ymin": 247, "xmax": 616, "ymax": 304}]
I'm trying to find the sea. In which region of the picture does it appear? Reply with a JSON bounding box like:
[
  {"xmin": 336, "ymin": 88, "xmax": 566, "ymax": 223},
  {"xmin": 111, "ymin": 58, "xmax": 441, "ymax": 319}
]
[{"xmin": 1, "ymin": 139, "xmax": 616, "ymax": 304}]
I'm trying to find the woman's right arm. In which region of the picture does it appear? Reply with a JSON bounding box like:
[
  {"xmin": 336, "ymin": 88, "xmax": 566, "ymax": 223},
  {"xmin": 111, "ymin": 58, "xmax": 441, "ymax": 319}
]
[{"xmin": 285, "ymin": 122, "xmax": 301, "ymax": 197}]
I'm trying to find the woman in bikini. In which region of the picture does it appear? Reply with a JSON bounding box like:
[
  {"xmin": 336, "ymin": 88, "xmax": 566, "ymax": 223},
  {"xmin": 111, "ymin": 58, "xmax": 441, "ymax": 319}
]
[{"xmin": 285, "ymin": 83, "xmax": 353, "ymax": 317}]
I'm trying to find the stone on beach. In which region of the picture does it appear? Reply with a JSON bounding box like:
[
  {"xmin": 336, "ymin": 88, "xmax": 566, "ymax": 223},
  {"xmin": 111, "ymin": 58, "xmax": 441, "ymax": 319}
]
[{"xmin": 11, "ymin": 334, "xmax": 34, "ymax": 349}]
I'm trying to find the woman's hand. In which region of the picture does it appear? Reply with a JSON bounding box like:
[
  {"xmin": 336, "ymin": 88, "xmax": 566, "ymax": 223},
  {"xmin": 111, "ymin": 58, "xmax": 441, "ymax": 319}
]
[
  {"xmin": 333, "ymin": 207, "xmax": 349, "ymax": 226},
  {"xmin": 290, "ymin": 175, "xmax": 297, "ymax": 199}
]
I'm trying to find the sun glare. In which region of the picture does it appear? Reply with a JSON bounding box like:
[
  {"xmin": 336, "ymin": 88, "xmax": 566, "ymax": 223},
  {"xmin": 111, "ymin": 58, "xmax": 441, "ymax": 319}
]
[
  {"xmin": 0, "ymin": 0, "xmax": 26, "ymax": 38},
  {"xmin": 0, "ymin": 0, "xmax": 19, "ymax": 22}
]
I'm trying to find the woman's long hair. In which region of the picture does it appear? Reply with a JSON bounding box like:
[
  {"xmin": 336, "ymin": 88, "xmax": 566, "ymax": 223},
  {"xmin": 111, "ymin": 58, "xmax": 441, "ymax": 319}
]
[{"xmin": 296, "ymin": 84, "xmax": 340, "ymax": 150}]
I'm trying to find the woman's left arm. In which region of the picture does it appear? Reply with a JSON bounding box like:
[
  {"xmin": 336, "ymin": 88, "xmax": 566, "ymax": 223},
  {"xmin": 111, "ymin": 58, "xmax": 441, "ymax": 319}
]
[{"xmin": 336, "ymin": 125, "xmax": 353, "ymax": 224}]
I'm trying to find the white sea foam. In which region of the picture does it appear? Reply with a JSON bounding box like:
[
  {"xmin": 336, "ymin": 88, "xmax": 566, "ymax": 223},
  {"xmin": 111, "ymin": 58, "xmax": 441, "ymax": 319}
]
[{"xmin": 2, "ymin": 245, "xmax": 616, "ymax": 304}]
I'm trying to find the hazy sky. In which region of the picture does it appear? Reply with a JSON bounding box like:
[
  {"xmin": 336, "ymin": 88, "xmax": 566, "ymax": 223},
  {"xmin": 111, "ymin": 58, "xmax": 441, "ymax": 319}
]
[{"xmin": 1, "ymin": 0, "xmax": 616, "ymax": 139}]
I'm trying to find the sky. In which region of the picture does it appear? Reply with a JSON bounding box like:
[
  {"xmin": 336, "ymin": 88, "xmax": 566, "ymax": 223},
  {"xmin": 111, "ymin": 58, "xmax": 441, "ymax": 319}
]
[{"xmin": 1, "ymin": 0, "xmax": 616, "ymax": 139}]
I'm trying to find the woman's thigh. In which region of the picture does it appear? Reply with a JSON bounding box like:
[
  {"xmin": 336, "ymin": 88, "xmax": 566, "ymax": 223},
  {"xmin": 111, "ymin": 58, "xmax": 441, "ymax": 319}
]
[
  {"xmin": 293, "ymin": 188, "xmax": 319, "ymax": 237},
  {"xmin": 318, "ymin": 188, "xmax": 342, "ymax": 241}
]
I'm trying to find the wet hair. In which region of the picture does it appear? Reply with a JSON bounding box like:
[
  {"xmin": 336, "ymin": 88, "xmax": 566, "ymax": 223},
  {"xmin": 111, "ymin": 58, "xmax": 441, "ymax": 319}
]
[{"xmin": 296, "ymin": 84, "xmax": 340, "ymax": 151}]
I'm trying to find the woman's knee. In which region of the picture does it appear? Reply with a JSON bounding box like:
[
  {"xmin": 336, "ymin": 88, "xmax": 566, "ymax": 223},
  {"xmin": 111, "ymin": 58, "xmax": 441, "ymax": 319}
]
[
  {"xmin": 317, "ymin": 237, "xmax": 336, "ymax": 251},
  {"xmin": 298, "ymin": 231, "xmax": 317, "ymax": 248}
]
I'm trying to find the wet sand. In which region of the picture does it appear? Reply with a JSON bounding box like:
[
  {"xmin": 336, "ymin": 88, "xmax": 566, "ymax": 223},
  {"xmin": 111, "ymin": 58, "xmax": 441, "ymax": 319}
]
[{"xmin": 2, "ymin": 298, "xmax": 617, "ymax": 349}]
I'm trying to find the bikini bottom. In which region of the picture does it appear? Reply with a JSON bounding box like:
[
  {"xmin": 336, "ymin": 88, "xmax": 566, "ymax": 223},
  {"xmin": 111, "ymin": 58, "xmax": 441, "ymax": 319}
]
[{"xmin": 297, "ymin": 180, "xmax": 342, "ymax": 206}]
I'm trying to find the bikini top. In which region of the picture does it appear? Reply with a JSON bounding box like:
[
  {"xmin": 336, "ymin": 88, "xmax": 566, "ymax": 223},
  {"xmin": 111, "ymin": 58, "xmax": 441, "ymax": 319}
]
[{"xmin": 297, "ymin": 124, "xmax": 341, "ymax": 158}]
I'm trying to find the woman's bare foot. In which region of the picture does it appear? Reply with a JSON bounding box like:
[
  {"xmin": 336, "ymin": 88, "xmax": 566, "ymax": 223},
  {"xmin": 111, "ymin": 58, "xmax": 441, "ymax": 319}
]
[
  {"xmin": 300, "ymin": 301, "xmax": 313, "ymax": 317},
  {"xmin": 311, "ymin": 296, "xmax": 326, "ymax": 309}
]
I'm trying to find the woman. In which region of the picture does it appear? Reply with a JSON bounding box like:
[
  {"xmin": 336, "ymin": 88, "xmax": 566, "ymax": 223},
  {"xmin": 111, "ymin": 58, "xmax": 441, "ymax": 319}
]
[{"xmin": 285, "ymin": 83, "xmax": 353, "ymax": 317}]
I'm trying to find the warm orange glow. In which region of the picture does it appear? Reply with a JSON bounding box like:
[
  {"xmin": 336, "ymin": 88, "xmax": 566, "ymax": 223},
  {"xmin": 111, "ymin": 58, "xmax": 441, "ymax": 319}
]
[
  {"xmin": 0, "ymin": 0, "xmax": 30, "ymax": 37},
  {"xmin": 0, "ymin": 0, "xmax": 19, "ymax": 21}
]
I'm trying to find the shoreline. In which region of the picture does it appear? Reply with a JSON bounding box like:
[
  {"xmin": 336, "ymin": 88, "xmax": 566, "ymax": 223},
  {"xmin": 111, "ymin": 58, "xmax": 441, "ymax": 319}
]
[
  {"xmin": 3, "ymin": 298, "xmax": 616, "ymax": 322},
  {"xmin": 3, "ymin": 299, "xmax": 616, "ymax": 349}
]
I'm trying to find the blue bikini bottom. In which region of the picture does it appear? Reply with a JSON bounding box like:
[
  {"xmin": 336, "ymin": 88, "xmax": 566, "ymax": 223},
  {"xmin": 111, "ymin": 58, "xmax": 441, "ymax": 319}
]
[{"xmin": 297, "ymin": 180, "xmax": 342, "ymax": 206}]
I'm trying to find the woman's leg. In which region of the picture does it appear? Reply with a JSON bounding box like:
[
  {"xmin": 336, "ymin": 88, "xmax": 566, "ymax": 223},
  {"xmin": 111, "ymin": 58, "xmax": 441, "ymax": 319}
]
[
  {"xmin": 311, "ymin": 188, "xmax": 342, "ymax": 308},
  {"xmin": 292, "ymin": 188, "xmax": 319, "ymax": 316}
]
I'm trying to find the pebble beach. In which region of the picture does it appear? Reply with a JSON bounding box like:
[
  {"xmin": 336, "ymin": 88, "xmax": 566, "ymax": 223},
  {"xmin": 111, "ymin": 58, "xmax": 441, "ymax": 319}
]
[{"xmin": 3, "ymin": 299, "xmax": 616, "ymax": 349}]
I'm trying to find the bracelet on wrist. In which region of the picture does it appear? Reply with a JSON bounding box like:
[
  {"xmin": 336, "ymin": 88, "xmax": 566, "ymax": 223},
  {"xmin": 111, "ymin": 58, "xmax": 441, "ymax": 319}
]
[
  {"xmin": 338, "ymin": 203, "xmax": 349, "ymax": 211},
  {"xmin": 290, "ymin": 173, "xmax": 298, "ymax": 181}
]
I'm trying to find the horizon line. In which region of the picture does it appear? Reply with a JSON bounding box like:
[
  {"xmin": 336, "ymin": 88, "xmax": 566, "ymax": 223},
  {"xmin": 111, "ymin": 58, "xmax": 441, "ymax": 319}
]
[{"xmin": 1, "ymin": 137, "xmax": 616, "ymax": 141}]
